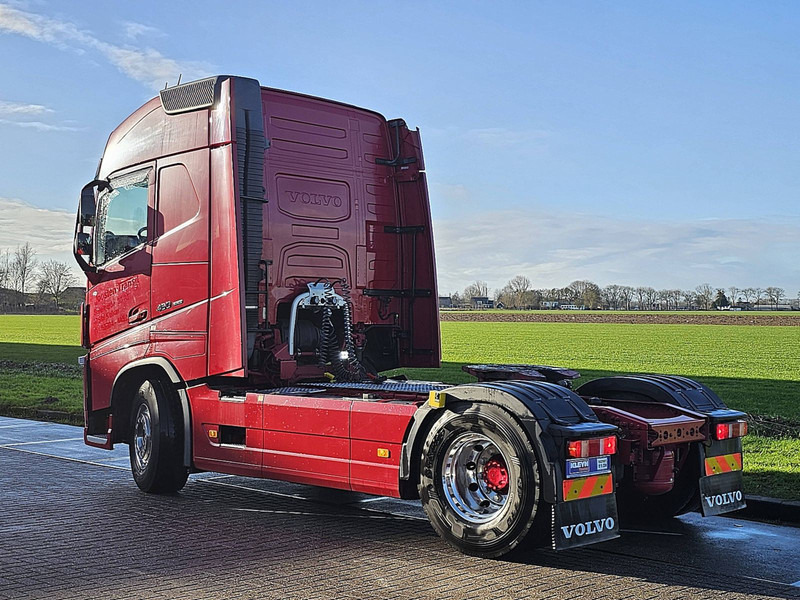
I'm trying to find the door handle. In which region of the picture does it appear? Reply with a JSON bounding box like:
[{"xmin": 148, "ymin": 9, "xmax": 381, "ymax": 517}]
[{"xmin": 128, "ymin": 307, "xmax": 148, "ymax": 324}]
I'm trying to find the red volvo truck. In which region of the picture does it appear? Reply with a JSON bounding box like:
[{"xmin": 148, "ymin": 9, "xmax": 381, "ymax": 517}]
[{"xmin": 73, "ymin": 75, "xmax": 748, "ymax": 557}]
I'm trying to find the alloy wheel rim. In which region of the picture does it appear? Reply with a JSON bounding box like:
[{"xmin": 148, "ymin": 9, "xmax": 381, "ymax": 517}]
[
  {"xmin": 133, "ymin": 403, "xmax": 152, "ymax": 472},
  {"xmin": 441, "ymin": 432, "xmax": 512, "ymax": 524}
]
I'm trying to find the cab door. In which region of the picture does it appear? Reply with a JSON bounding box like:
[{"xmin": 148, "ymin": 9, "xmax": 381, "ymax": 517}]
[
  {"xmin": 87, "ymin": 166, "xmax": 154, "ymax": 345},
  {"xmin": 86, "ymin": 166, "xmax": 154, "ymax": 412}
]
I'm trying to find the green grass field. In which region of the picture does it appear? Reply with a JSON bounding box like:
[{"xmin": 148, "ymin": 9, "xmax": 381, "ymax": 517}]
[
  {"xmin": 443, "ymin": 309, "xmax": 800, "ymax": 316},
  {"xmin": 1, "ymin": 314, "xmax": 798, "ymax": 499}
]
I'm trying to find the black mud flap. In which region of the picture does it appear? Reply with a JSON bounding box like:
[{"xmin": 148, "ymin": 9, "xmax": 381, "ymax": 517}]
[
  {"xmin": 553, "ymin": 495, "xmax": 620, "ymax": 550},
  {"xmin": 699, "ymin": 471, "xmax": 746, "ymax": 516}
]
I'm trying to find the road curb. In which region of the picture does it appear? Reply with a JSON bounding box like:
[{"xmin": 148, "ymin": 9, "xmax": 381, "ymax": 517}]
[{"xmin": 734, "ymin": 495, "xmax": 800, "ymax": 525}]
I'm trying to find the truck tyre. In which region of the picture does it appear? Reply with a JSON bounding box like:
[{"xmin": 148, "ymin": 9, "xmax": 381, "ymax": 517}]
[
  {"xmin": 129, "ymin": 378, "xmax": 188, "ymax": 493},
  {"xmin": 418, "ymin": 403, "xmax": 541, "ymax": 558}
]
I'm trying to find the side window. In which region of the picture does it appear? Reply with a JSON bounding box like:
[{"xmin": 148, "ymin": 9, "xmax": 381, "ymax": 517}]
[{"xmin": 95, "ymin": 170, "xmax": 150, "ymax": 266}]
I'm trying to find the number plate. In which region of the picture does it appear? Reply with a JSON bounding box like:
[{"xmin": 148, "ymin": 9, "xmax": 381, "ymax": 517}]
[{"xmin": 566, "ymin": 456, "xmax": 611, "ymax": 479}]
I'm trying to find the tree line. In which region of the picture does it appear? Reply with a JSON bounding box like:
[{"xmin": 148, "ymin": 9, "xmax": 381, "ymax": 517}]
[
  {"xmin": 0, "ymin": 243, "xmax": 78, "ymax": 311},
  {"xmin": 449, "ymin": 277, "xmax": 796, "ymax": 310}
]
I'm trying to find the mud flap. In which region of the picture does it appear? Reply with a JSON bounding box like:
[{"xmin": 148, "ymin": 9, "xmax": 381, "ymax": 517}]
[
  {"xmin": 699, "ymin": 471, "xmax": 746, "ymax": 516},
  {"xmin": 553, "ymin": 494, "xmax": 620, "ymax": 550}
]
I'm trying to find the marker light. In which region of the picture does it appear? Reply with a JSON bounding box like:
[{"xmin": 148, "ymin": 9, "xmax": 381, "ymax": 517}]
[
  {"xmin": 567, "ymin": 436, "xmax": 617, "ymax": 458},
  {"xmin": 715, "ymin": 421, "xmax": 748, "ymax": 440}
]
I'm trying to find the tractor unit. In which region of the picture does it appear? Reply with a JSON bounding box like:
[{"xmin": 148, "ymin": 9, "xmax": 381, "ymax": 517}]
[{"xmin": 73, "ymin": 76, "xmax": 747, "ymax": 557}]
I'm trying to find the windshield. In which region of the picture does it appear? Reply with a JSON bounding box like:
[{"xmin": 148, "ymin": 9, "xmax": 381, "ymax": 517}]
[{"xmin": 94, "ymin": 170, "xmax": 150, "ymax": 266}]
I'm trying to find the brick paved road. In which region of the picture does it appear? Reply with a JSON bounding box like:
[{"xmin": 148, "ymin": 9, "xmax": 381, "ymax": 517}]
[{"xmin": 1, "ymin": 418, "xmax": 799, "ymax": 600}]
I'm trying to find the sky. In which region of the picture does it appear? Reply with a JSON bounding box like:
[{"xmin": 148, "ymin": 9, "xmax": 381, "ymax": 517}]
[{"xmin": 0, "ymin": 1, "xmax": 798, "ymax": 296}]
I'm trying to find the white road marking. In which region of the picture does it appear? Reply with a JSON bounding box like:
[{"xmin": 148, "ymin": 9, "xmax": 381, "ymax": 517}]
[
  {"xmin": 358, "ymin": 496, "xmax": 390, "ymax": 503},
  {"xmin": 202, "ymin": 479, "xmax": 427, "ymax": 521},
  {"xmin": 200, "ymin": 478, "xmax": 310, "ymax": 502},
  {"xmin": 0, "ymin": 437, "xmax": 84, "ymax": 446},
  {"xmin": 1, "ymin": 445, "xmax": 129, "ymax": 470},
  {"xmin": 233, "ymin": 507, "xmax": 416, "ymax": 520},
  {"xmin": 620, "ymin": 528, "xmax": 683, "ymax": 536}
]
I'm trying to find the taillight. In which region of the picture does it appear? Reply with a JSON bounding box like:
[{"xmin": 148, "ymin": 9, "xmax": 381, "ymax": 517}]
[
  {"xmin": 567, "ymin": 436, "xmax": 617, "ymax": 458},
  {"xmin": 715, "ymin": 420, "xmax": 748, "ymax": 440}
]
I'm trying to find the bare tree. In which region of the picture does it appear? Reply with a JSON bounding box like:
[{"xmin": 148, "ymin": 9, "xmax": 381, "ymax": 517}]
[
  {"xmin": 504, "ymin": 275, "xmax": 531, "ymax": 308},
  {"xmin": 741, "ymin": 287, "xmax": 755, "ymax": 306},
  {"xmin": 682, "ymin": 290, "xmax": 695, "ymax": 309},
  {"xmin": 569, "ymin": 280, "xmax": 601, "ymax": 308},
  {"xmin": 602, "ymin": 284, "xmax": 623, "ymax": 310},
  {"xmin": 658, "ymin": 289, "xmax": 672, "ymax": 310},
  {"xmin": 38, "ymin": 260, "xmax": 78, "ymax": 309},
  {"xmin": 463, "ymin": 280, "xmax": 489, "ymax": 302},
  {"xmin": 11, "ymin": 243, "xmax": 38, "ymax": 302},
  {"xmin": 644, "ymin": 287, "xmax": 658, "ymax": 311},
  {"xmin": 635, "ymin": 287, "xmax": 648, "ymax": 310},
  {"xmin": 619, "ymin": 286, "xmax": 634, "ymax": 310},
  {"xmin": 765, "ymin": 287, "xmax": 785, "ymax": 310},
  {"xmin": 728, "ymin": 286, "xmax": 739, "ymax": 307},
  {"xmin": 670, "ymin": 289, "xmax": 683, "ymax": 310},
  {"xmin": 0, "ymin": 248, "xmax": 9, "ymax": 290},
  {"xmin": 695, "ymin": 283, "xmax": 714, "ymax": 310},
  {"xmin": 754, "ymin": 288, "xmax": 764, "ymax": 308}
]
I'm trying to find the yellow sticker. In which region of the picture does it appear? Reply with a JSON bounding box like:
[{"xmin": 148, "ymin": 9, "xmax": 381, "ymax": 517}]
[
  {"xmin": 428, "ymin": 391, "xmax": 446, "ymax": 408},
  {"xmin": 377, "ymin": 448, "xmax": 390, "ymax": 458}
]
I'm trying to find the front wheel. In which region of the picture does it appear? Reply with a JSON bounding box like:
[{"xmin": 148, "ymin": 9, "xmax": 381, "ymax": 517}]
[
  {"xmin": 129, "ymin": 378, "xmax": 188, "ymax": 493},
  {"xmin": 418, "ymin": 403, "xmax": 542, "ymax": 558}
]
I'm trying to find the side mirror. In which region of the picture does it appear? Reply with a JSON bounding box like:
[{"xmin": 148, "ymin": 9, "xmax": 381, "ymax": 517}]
[
  {"xmin": 79, "ymin": 179, "xmax": 108, "ymax": 227},
  {"xmin": 73, "ymin": 179, "xmax": 108, "ymax": 274}
]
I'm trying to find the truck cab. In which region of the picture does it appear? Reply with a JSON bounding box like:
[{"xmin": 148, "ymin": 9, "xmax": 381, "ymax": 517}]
[{"xmin": 74, "ymin": 75, "xmax": 440, "ymax": 444}]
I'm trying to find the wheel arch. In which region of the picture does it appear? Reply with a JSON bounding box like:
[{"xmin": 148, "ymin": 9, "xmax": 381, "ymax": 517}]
[
  {"xmin": 401, "ymin": 380, "xmax": 616, "ymax": 504},
  {"xmin": 110, "ymin": 357, "xmax": 192, "ymax": 468},
  {"xmin": 576, "ymin": 375, "xmax": 730, "ymax": 411}
]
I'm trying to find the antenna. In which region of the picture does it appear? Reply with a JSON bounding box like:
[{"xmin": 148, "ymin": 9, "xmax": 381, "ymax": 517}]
[{"xmin": 177, "ymin": 74, "xmax": 182, "ymax": 85}]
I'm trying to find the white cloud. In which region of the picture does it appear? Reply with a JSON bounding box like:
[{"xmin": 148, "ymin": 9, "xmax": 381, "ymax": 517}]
[
  {"xmin": 122, "ymin": 21, "xmax": 163, "ymax": 40},
  {"xmin": 0, "ymin": 4, "xmax": 212, "ymax": 91},
  {"xmin": 96, "ymin": 43, "xmax": 210, "ymax": 91},
  {"xmin": 0, "ymin": 100, "xmax": 52, "ymax": 115},
  {"xmin": 434, "ymin": 207, "xmax": 800, "ymax": 295},
  {"xmin": 0, "ymin": 198, "xmax": 76, "ymax": 263},
  {"xmin": 0, "ymin": 118, "xmax": 79, "ymax": 131}
]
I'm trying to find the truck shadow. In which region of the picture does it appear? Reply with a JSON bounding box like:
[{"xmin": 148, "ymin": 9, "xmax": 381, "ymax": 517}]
[{"xmin": 0, "ymin": 341, "xmax": 84, "ymax": 365}]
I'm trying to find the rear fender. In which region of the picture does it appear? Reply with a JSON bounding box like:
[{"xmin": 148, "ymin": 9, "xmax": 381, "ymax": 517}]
[
  {"xmin": 401, "ymin": 380, "xmax": 617, "ymax": 505},
  {"xmin": 578, "ymin": 374, "xmax": 748, "ymax": 517},
  {"xmin": 577, "ymin": 374, "xmax": 745, "ymax": 419}
]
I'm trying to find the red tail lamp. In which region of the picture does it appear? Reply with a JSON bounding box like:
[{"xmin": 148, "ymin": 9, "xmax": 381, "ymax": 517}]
[
  {"xmin": 715, "ymin": 421, "xmax": 748, "ymax": 440},
  {"xmin": 567, "ymin": 436, "xmax": 617, "ymax": 458}
]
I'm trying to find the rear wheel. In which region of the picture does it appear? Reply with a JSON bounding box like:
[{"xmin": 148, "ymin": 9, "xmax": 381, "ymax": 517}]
[
  {"xmin": 129, "ymin": 378, "xmax": 188, "ymax": 493},
  {"xmin": 418, "ymin": 403, "xmax": 542, "ymax": 558}
]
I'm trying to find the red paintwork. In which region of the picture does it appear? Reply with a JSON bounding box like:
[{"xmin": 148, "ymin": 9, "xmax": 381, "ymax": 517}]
[
  {"xmin": 188, "ymin": 383, "xmax": 421, "ymax": 496},
  {"xmin": 588, "ymin": 399, "xmax": 707, "ymax": 495},
  {"xmin": 77, "ymin": 75, "xmax": 439, "ymax": 496}
]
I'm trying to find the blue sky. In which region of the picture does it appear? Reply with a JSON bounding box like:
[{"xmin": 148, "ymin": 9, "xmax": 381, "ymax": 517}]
[{"xmin": 0, "ymin": 1, "xmax": 798, "ymax": 295}]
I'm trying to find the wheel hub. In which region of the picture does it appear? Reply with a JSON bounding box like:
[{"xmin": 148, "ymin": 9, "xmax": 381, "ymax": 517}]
[
  {"xmin": 441, "ymin": 432, "xmax": 512, "ymax": 524},
  {"xmin": 483, "ymin": 457, "xmax": 509, "ymax": 492}
]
